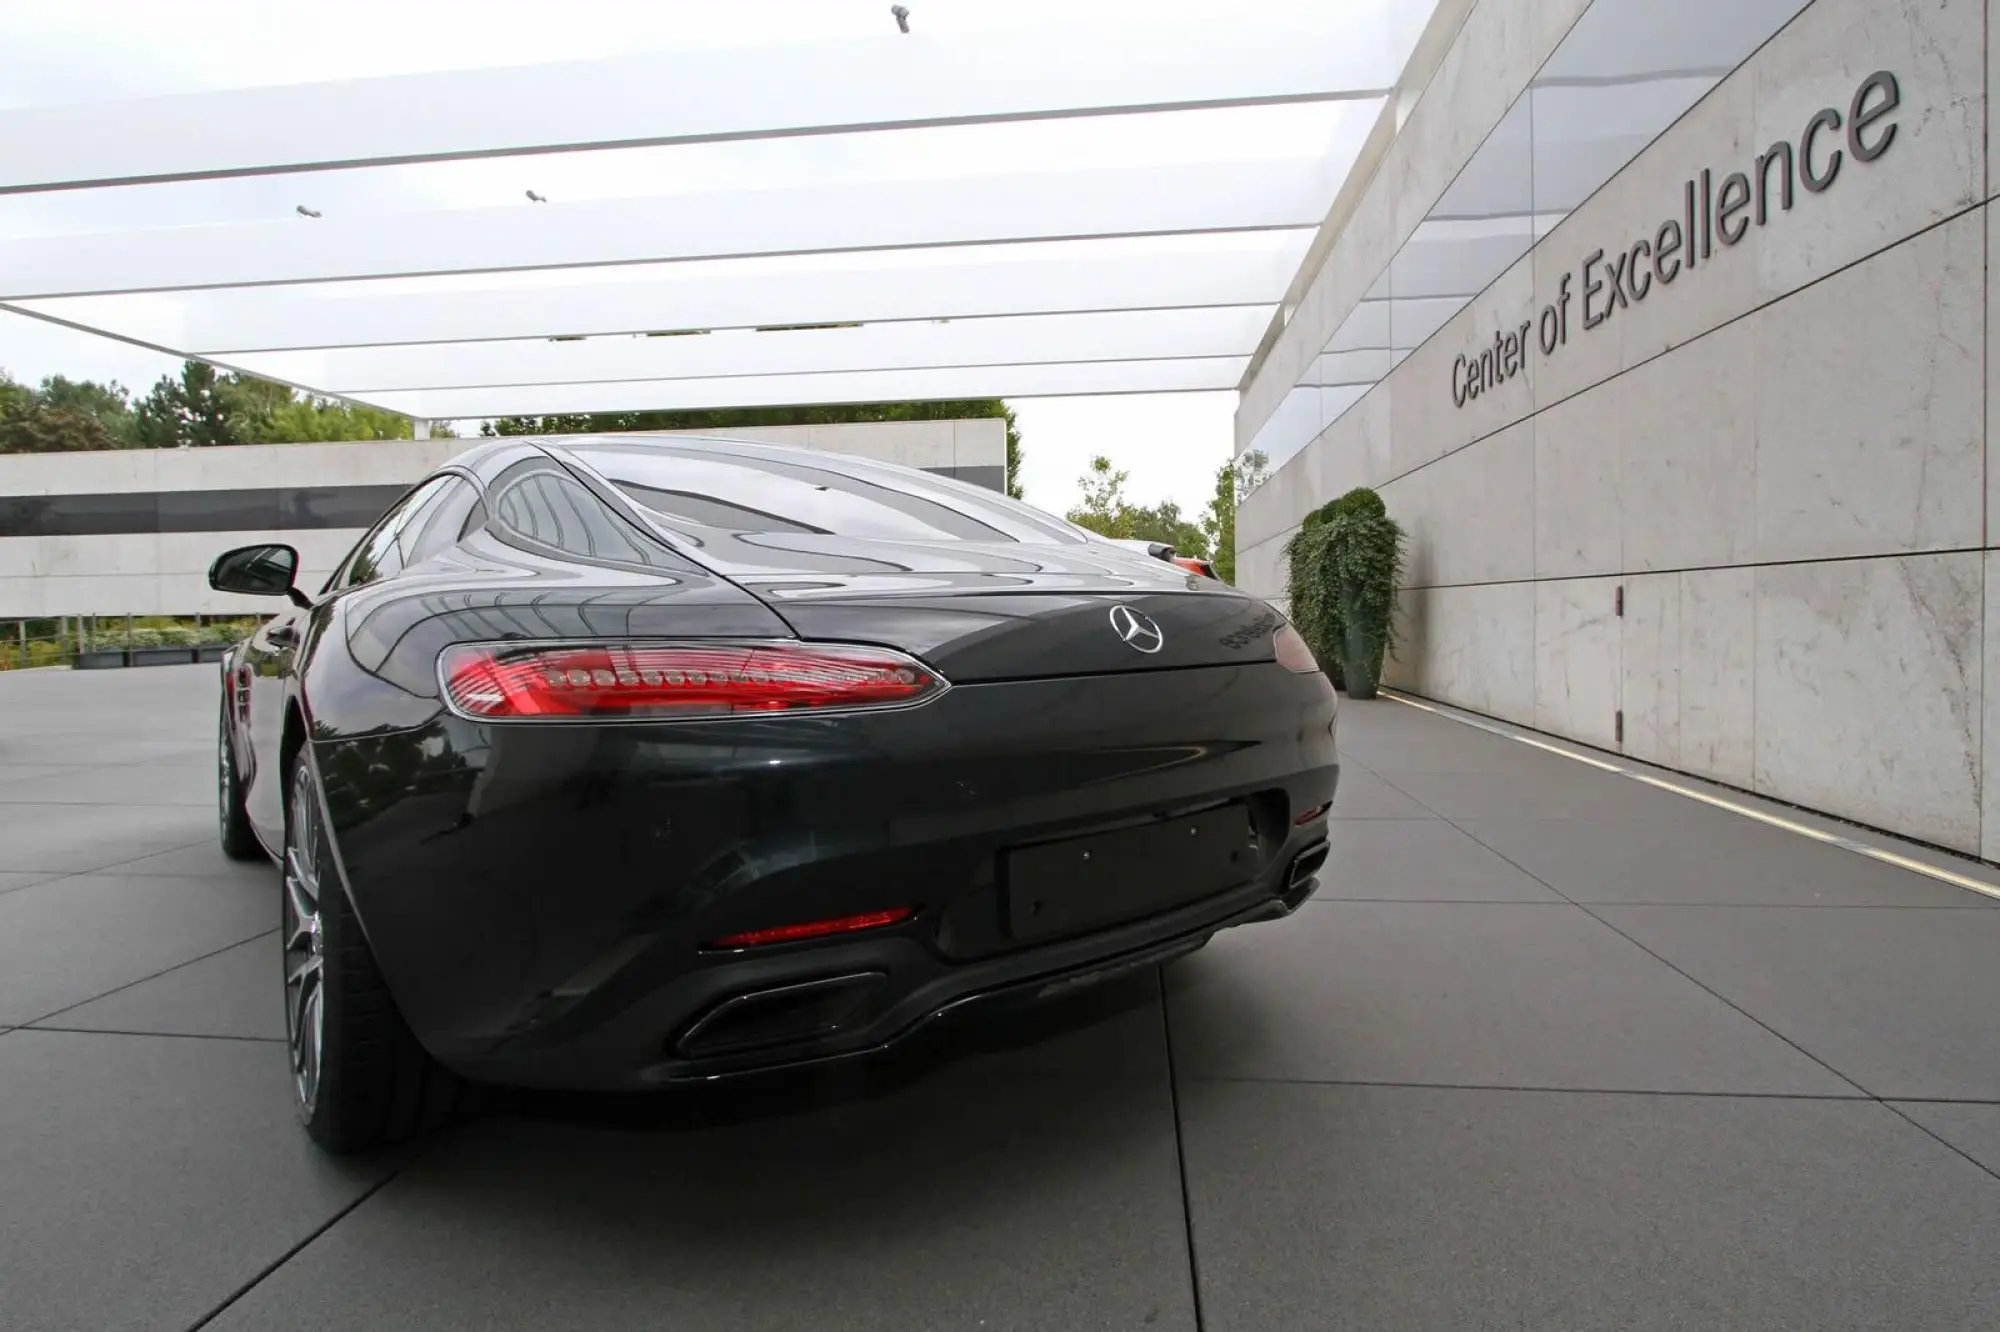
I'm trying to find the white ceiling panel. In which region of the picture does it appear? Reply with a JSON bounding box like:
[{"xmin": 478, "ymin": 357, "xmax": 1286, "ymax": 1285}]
[
  {"xmin": 354, "ymin": 358, "xmax": 1251, "ymax": 419},
  {"xmin": 0, "ymin": 6, "xmax": 1414, "ymax": 193},
  {"xmin": 0, "ymin": 159, "xmax": 1343, "ymax": 300},
  {"xmin": 10, "ymin": 234, "xmax": 1311, "ymax": 354},
  {"xmin": 0, "ymin": 0, "xmax": 1448, "ymax": 414},
  {"xmin": 222, "ymin": 307, "xmax": 1274, "ymax": 394}
]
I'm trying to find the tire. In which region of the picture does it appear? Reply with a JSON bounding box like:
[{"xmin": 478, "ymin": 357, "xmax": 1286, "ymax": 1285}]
[
  {"xmin": 282, "ymin": 750, "xmax": 468, "ymax": 1153},
  {"xmin": 217, "ymin": 703, "xmax": 264, "ymax": 862}
]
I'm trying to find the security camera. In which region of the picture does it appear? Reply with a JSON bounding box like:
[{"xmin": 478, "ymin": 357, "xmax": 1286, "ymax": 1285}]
[{"xmin": 890, "ymin": 5, "xmax": 910, "ymax": 32}]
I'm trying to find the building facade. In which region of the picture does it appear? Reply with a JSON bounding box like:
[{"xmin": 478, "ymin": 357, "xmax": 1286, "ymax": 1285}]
[
  {"xmin": 0, "ymin": 418, "xmax": 1006, "ymax": 620},
  {"xmin": 1234, "ymin": 0, "xmax": 1993, "ymax": 856}
]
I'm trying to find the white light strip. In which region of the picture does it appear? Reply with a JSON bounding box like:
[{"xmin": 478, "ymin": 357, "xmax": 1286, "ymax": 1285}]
[
  {"xmin": 0, "ymin": 161, "xmax": 1344, "ymax": 300},
  {"xmin": 225, "ymin": 306, "xmax": 1273, "ymax": 394},
  {"xmin": 23, "ymin": 234, "xmax": 1311, "ymax": 355},
  {"xmin": 345, "ymin": 355, "xmax": 1251, "ymax": 418},
  {"xmin": 1381, "ymin": 691, "xmax": 2000, "ymax": 902},
  {"xmin": 0, "ymin": 16, "xmax": 1407, "ymax": 194}
]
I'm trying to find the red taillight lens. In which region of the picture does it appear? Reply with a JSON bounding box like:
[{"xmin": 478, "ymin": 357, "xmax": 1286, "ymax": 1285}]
[
  {"xmin": 438, "ymin": 641, "xmax": 945, "ymax": 721},
  {"xmin": 708, "ymin": 907, "xmax": 916, "ymax": 950},
  {"xmin": 1274, "ymin": 623, "xmax": 1320, "ymax": 674}
]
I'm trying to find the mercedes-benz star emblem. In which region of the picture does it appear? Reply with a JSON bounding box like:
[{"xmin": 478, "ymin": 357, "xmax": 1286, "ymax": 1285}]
[{"xmin": 1108, "ymin": 605, "xmax": 1165, "ymax": 654}]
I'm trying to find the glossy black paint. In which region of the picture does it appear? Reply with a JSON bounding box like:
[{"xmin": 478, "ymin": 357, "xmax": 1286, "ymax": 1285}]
[{"xmin": 217, "ymin": 434, "xmax": 1339, "ymax": 1090}]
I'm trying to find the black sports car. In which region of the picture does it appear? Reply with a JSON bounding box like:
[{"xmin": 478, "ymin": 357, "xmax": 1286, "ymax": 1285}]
[{"xmin": 209, "ymin": 434, "xmax": 1340, "ymax": 1152}]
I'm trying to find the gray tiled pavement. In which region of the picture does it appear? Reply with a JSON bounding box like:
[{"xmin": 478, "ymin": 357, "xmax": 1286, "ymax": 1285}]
[{"xmin": 2, "ymin": 663, "xmax": 1998, "ymax": 1330}]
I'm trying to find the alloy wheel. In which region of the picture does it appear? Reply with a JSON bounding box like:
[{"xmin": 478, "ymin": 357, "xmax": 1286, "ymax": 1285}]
[{"xmin": 282, "ymin": 771, "xmax": 326, "ymax": 1118}]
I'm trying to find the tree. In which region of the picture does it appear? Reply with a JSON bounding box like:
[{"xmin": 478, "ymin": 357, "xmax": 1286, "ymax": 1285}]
[
  {"xmin": 0, "ymin": 396, "xmax": 118, "ymax": 453},
  {"xmin": 1205, "ymin": 462, "xmax": 1238, "ymax": 584},
  {"xmin": 0, "ymin": 370, "xmax": 125, "ymax": 454},
  {"xmin": 483, "ymin": 398, "xmax": 1015, "ymax": 489},
  {"xmin": 37, "ymin": 376, "xmax": 140, "ymax": 448},
  {"xmin": 484, "ymin": 398, "xmax": 1014, "ymax": 438},
  {"xmin": 1201, "ymin": 449, "xmax": 1266, "ymax": 585},
  {"xmin": 1064, "ymin": 456, "xmax": 1210, "ymax": 557},
  {"xmin": 128, "ymin": 361, "xmax": 440, "ymax": 447},
  {"xmin": 1129, "ymin": 499, "xmax": 1210, "ymax": 560},
  {"xmin": 4, "ymin": 360, "xmax": 446, "ymax": 451},
  {"xmin": 1002, "ymin": 404, "xmax": 1024, "ymax": 500},
  {"xmin": 241, "ymin": 394, "xmax": 425, "ymax": 443},
  {"xmin": 134, "ymin": 361, "xmax": 236, "ymax": 447},
  {"xmin": 1066, "ymin": 455, "xmax": 1136, "ymax": 539},
  {"xmin": 0, "ymin": 373, "xmax": 28, "ymax": 418}
]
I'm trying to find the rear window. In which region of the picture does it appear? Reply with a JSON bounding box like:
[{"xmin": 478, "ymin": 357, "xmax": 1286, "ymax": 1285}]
[
  {"xmin": 487, "ymin": 460, "xmax": 687, "ymax": 572},
  {"xmin": 570, "ymin": 441, "xmax": 1086, "ymax": 549}
]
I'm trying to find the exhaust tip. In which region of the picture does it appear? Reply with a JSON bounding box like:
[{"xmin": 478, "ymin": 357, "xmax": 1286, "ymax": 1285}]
[
  {"xmin": 1281, "ymin": 842, "xmax": 1330, "ymax": 908},
  {"xmin": 675, "ymin": 971, "xmax": 886, "ymax": 1058}
]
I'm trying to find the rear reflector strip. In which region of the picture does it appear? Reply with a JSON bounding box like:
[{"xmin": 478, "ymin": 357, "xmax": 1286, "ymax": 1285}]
[
  {"xmin": 439, "ymin": 641, "xmax": 945, "ymax": 721},
  {"xmin": 707, "ymin": 907, "xmax": 917, "ymax": 951},
  {"xmin": 1293, "ymin": 802, "xmax": 1331, "ymax": 825}
]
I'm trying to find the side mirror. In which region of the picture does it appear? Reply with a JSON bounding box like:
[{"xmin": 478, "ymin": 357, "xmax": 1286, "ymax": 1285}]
[{"xmin": 209, "ymin": 544, "xmax": 309, "ymax": 608}]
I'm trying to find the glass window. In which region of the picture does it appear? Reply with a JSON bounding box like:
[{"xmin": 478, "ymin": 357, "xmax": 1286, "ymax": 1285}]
[
  {"xmin": 331, "ymin": 475, "xmax": 452, "ymax": 590},
  {"xmin": 490, "ymin": 465, "xmax": 682, "ymax": 570},
  {"xmin": 402, "ymin": 476, "xmax": 482, "ymax": 565},
  {"xmin": 570, "ymin": 440, "xmax": 1086, "ymax": 549}
]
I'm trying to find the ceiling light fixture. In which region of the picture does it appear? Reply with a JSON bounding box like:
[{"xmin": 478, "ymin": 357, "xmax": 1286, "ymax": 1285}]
[
  {"xmin": 295, "ymin": 205, "xmax": 321, "ymax": 218},
  {"xmin": 890, "ymin": 5, "xmax": 910, "ymax": 33},
  {"xmin": 525, "ymin": 190, "xmax": 547, "ymax": 203}
]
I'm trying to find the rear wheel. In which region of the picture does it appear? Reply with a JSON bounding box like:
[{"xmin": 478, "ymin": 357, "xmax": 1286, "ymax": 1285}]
[
  {"xmin": 283, "ymin": 751, "xmax": 467, "ymax": 1153},
  {"xmin": 217, "ymin": 704, "xmax": 263, "ymax": 862}
]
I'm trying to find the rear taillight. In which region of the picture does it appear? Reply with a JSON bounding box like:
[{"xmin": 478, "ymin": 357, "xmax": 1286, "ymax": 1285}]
[
  {"xmin": 1274, "ymin": 623, "xmax": 1319, "ymax": 674},
  {"xmin": 438, "ymin": 641, "xmax": 946, "ymax": 721},
  {"xmin": 707, "ymin": 907, "xmax": 917, "ymax": 951}
]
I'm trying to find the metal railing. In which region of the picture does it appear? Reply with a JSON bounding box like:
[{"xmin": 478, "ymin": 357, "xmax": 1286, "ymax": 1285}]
[{"xmin": 2, "ymin": 615, "xmax": 268, "ymax": 672}]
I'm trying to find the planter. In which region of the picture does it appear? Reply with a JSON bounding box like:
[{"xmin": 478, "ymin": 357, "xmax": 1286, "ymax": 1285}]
[
  {"xmin": 129, "ymin": 646, "xmax": 198, "ymax": 667},
  {"xmin": 1340, "ymin": 624, "xmax": 1380, "ymax": 699},
  {"xmin": 195, "ymin": 644, "xmax": 231, "ymax": 663},
  {"xmin": 73, "ymin": 649, "xmax": 128, "ymax": 670}
]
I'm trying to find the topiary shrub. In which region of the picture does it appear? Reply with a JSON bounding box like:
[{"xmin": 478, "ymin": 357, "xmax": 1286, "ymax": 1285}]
[
  {"xmin": 1289, "ymin": 500, "xmax": 1342, "ymax": 688},
  {"xmin": 1283, "ymin": 486, "xmax": 1405, "ymax": 699}
]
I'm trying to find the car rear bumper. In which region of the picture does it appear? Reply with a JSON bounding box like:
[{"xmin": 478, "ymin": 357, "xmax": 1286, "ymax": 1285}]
[{"xmin": 316, "ymin": 661, "xmax": 1338, "ymax": 1091}]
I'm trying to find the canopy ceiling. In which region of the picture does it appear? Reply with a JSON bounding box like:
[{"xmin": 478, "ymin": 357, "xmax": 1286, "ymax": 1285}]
[{"xmin": 0, "ymin": 0, "xmax": 1441, "ymax": 420}]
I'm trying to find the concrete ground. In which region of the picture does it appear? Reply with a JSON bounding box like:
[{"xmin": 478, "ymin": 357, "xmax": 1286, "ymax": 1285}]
[{"xmin": 4, "ymin": 662, "xmax": 2000, "ymax": 1331}]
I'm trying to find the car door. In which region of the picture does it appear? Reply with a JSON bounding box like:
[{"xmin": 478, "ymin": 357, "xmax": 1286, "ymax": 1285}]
[{"xmin": 241, "ymin": 475, "xmax": 455, "ymax": 839}]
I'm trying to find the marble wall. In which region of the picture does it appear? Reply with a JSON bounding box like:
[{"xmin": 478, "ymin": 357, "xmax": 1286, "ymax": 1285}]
[{"xmin": 1237, "ymin": 0, "xmax": 2000, "ymax": 857}]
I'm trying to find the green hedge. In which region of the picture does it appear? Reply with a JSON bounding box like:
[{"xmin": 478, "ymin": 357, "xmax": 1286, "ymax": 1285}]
[{"xmin": 0, "ymin": 616, "xmax": 263, "ymax": 670}]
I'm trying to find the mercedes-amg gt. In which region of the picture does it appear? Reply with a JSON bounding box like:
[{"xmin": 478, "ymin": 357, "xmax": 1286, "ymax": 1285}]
[{"xmin": 209, "ymin": 434, "xmax": 1339, "ymax": 1152}]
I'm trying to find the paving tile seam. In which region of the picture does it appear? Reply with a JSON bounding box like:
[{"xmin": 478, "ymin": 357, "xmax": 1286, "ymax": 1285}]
[
  {"xmin": 0, "ymin": 833, "xmax": 230, "ymax": 879},
  {"xmin": 1878, "ymin": 1102, "xmax": 2000, "ymax": 1186},
  {"xmin": 1344, "ymin": 763, "xmax": 1884, "ymax": 1103},
  {"xmin": 1380, "ymin": 691, "xmax": 2000, "ymax": 904},
  {"xmin": 23, "ymin": 1025, "xmax": 285, "ymax": 1044},
  {"xmin": 0, "ymin": 798, "xmax": 216, "ymax": 807},
  {"xmin": 1155, "ymin": 969, "xmax": 1207, "ymax": 1332},
  {"xmin": 91, "ymin": 834, "xmax": 241, "ymax": 876},
  {"xmin": 182, "ymin": 1151, "xmax": 428, "ymax": 1332},
  {"xmin": 16, "ymin": 928, "xmax": 277, "ymax": 1029},
  {"xmin": 1309, "ymin": 896, "xmax": 1999, "ymax": 909},
  {"xmin": 1479, "ymin": 865, "xmax": 1878, "ymax": 1102},
  {"xmin": 1175, "ymin": 1074, "xmax": 1875, "ymax": 1099}
]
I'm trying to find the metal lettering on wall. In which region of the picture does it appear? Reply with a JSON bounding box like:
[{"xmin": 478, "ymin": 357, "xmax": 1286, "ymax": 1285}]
[{"xmin": 1450, "ymin": 70, "xmax": 1901, "ymax": 408}]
